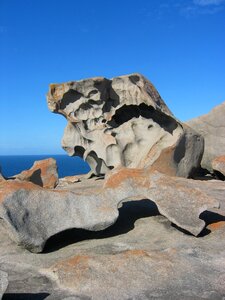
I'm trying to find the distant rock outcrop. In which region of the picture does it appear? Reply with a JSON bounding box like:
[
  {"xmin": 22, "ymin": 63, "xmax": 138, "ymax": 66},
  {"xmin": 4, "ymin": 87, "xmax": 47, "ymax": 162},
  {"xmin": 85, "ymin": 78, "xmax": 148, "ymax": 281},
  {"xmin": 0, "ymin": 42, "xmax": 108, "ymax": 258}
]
[
  {"xmin": 14, "ymin": 158, "xmax": 58, "ymax": 188},
  {"xmin": 47, "ymin": 73, "xmax": 203, "ymax": 178},
  {"xmin": 187, "ymin": 101, "xmax": 225, "ymax": 172}
]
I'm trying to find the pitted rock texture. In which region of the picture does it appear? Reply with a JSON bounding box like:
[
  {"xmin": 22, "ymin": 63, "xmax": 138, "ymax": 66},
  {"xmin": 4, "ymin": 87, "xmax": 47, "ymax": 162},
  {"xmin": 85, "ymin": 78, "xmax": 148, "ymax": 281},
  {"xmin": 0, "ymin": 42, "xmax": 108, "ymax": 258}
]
[
  {"xmin": 212, "ymin": 156, "xmax": 225, "ymax": 179},
  {"xmin": 0, "ymin": 169, "xmax": 220, "ymax": 253},
  {"xmin": 14, "ymin": 158, "xmax": 58, "ymax": 188},
  {"xmin": 47, "ymin": 73, "xmax": 203, "ymax": 177},
  {"xmin": 0, "ymin": 270, "xmax": 8, "ymax": 299},
  {"xmin": 187, "ymin": 101, "xmax": 225, "ymax": 172}
]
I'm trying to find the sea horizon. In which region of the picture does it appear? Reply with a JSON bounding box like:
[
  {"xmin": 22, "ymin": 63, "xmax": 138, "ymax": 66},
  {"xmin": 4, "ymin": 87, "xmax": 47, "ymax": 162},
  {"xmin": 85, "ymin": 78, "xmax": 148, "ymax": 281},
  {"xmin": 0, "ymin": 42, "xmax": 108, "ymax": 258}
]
[{"xmin": 0, "ymin": 154, "xmax": 90, "ymax": 178}]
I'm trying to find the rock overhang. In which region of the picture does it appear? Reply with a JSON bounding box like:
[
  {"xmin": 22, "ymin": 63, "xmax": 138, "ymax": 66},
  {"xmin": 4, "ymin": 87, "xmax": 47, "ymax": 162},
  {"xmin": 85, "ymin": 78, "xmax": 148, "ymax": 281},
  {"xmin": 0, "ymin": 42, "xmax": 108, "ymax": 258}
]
[{"xmin": 46, "ymin": 73, "xmax": 204, "ymax": 178}]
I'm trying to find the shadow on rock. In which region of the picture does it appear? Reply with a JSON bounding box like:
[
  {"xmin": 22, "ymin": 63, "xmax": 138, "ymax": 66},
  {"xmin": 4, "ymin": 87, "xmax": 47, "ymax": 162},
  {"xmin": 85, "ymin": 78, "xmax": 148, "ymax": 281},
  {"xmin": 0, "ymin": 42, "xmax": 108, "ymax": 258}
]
[
  {"xmin": 171, "ymin": 210, "xmax": 225, "ymax": 237},
  {"xmin": 43, "ymin": 199, "xmax": 159, "ymax": 253},
  {"xmin": 2, "ymin": 293, "xmax": 49, "ymax": 300}
]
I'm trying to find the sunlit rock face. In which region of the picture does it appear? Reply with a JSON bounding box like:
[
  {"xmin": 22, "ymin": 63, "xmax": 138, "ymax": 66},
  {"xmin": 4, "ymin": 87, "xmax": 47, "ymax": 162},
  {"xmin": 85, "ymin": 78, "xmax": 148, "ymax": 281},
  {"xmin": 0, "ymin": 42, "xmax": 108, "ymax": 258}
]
[
  {"xmin": 187, "ymin": 101, "xmax": 225, "ymax": 173},
  {"xmin": 47, "ymin": 73, "xmax": 203, "ymax": 177}
]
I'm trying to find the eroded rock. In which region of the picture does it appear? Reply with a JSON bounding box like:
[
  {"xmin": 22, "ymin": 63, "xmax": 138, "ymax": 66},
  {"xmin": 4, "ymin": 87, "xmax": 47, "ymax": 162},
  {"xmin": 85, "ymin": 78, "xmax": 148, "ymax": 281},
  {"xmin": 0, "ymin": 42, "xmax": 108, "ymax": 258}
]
[
  {"xmin": 47, "ymin": 73, "xmax": 203, "ymax": 178},
  {"xmin": 14, "ymin": 158, "xmax": 58, "ymax": 188},
  {"xmin": 0, "ymin": 270, "xmax": 8, "ymax": 300},
  {"xmin": 212, "ymin": 155, "xmax": 225, "ymax": 179},
  {"xmin": 187, "ymin": 101, "xmax": 225, "ymax": 172},
  {"xmin": 0, "ymin": 168, "xmax": 220, "ymax": 253}
]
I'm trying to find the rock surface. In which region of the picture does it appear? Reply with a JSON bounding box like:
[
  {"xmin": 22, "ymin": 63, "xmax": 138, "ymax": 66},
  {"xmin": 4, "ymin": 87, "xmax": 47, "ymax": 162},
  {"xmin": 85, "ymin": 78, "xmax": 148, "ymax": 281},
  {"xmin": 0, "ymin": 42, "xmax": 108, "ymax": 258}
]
[
  {"xmin": 47, "ymin": 73, "xmax": 203, "ymax": 178},
  {"xmin": 14, "ymin": 158, "xmax": 58, "ymax": 188},
  {"xmin": 187, "ymin": 101, "xmax": 225, "ymax": 172},
  {"xmin": 0, "ymin": 186, "xmax": 225, "ymax": 299},
  {"xmin": 212, "ymin": 156, "xmax": 225, "ymax": 179},
  {"xmin": 0, "ymin": 168, "xmax": 221, "ymax": 253},
  {"xmin": 0, "ymin": 270, "xmax": 8, "ymax": 300}
]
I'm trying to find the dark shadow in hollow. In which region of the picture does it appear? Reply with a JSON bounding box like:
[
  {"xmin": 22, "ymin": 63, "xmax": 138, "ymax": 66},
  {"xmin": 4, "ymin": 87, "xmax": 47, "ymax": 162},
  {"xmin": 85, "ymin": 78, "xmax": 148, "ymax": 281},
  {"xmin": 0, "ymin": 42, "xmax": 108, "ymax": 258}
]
[
  {"xmin": 2, "ymin": 293, "xmax": 49, "ymax": 300},
  {"xmin": 171, "ymin": 210, "xmax": 225, "ymax": 238},
  {"xmin": 107, "ymin": 103, "xmax": 178, "ymax": 134},
  {"xmin": 200, "ymin": 210, "xmax": 225, "ymax": 226},
  {"xmin": 60, "ymin": 89, "xmax": 82, "ymax": 110},
  {"xmin": 29, "ymin": 169, "xmax": 43, "ymax": 187},
  {"xmin": 43, "ymin": 199, "xmax": 159, "ymax": 253},
  {"xmin": 214, "ymin": 170, "xmax": 225, "ymax": 181}
]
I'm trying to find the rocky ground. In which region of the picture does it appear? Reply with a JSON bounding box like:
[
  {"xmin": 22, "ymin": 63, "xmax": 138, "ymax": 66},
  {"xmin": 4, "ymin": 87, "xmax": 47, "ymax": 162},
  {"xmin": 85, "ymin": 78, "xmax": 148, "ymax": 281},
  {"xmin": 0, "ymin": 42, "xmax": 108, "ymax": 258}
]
[{"xmin": 1, "ymin": 176, "xmax": 225, "ymax": 300}]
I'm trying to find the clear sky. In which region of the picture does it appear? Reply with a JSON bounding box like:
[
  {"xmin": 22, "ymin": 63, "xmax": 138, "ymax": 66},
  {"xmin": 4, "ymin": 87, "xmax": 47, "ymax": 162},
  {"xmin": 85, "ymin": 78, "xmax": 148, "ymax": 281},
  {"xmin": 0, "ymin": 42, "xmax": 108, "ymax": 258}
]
[{"xmin": 0, "ymin": 0, "xmax": 224, "ymax": 155}]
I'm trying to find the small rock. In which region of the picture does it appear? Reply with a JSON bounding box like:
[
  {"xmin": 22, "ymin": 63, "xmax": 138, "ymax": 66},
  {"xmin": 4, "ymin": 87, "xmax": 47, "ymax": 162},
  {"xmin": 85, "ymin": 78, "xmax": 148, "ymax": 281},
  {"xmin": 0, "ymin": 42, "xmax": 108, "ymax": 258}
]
[{"xmin": 15, "ymin": 158, "xmax": 58, "ymax": 188}]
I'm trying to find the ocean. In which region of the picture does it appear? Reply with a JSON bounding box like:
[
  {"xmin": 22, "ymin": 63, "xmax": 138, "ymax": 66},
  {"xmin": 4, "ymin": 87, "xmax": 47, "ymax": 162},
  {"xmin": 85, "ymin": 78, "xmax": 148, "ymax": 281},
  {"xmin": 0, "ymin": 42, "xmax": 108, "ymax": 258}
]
[{"xmin": 0, "ymin": 155, "xmax": 90, "ymax": 178}]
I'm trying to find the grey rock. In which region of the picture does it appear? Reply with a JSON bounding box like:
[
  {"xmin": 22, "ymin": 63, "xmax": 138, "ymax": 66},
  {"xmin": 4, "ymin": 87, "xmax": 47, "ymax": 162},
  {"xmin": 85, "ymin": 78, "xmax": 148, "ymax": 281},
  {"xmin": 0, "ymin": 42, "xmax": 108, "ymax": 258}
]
[
  {"xmin": 0, "ymin": 270, "xmax": 8, "ymax": 300},
  {"xmin": 212, "ymin": 156, "xmax": 225, "ymax": 179},
  {"xmin": 47, "ymin": 73, "xmax": 203, "ymax": 178},
  {"xmin": 0, "ymin": 192, "xmax": 225, "ymax": 300},
  {"xmin": 0, "ymin": 169, "xmax": 220, "ymax": 253},
  {"xmin": 187, "ymin": 101, "xmax": 225, "ymax": 172}
]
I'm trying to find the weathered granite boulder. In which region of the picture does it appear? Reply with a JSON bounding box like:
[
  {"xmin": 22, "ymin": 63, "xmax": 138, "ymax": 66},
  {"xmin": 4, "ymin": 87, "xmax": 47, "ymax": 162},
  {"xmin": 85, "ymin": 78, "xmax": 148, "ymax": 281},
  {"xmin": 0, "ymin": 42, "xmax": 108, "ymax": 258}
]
[
  {"xmin": 0, "ymin": 168, "xmax": 220, "ymax": 253},
  {"xmin": 14, "ymin": 158, "xmax": 58, "ymax": 188},
  {"xmin": 47, "ymin": 73, "xmax": 203, "ymax": 178},
  {"xmin": 187, "ymin": 101, "xmax": 225, "ymax": 172},
  {"xmin": 0, "ymin": 270, "xmax": 8, "ymax": 300},
  {"xmin": 212, "ymin": 156, "xmax": 225, "ymax": 179}
]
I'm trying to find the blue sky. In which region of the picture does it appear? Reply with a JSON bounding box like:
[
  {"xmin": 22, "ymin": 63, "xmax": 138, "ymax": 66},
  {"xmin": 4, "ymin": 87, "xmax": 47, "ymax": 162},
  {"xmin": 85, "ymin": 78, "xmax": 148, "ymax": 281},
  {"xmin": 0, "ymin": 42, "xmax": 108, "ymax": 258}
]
[{"xmin": 0, "ymin": 0, "xmax": 224, "ymax": 155}]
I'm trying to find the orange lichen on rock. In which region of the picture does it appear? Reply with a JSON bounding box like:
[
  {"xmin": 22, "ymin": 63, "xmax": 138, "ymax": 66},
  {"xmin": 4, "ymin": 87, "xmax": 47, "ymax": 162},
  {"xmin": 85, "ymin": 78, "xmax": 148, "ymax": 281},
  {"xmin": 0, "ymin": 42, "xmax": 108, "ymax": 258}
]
[
  {"xmin": 15, "ymin": 158, "xmax": 58, "ymax": 189},
  {"xmin": 104, "ymin": 167, "xmax": 149, "ymax": 189},
  {"xmin": 55, "ymin": 255, "xmax": 90, "ymax": 271},
  {"xmin": 208, "ymin": 221, "xmax": 225, "ymax": 231},
  {"xmin": 0, "ymin": 180, "xmax": 41, "ymax": 204},
  {"xmin": 149, "ymin": 145, "xmax": 177, "ymax": 177}
]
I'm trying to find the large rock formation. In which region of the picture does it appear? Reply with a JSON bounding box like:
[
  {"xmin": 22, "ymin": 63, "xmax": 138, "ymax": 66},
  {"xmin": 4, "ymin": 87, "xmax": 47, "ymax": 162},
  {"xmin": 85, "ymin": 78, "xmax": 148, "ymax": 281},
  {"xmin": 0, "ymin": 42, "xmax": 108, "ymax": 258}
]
[
  {"xmin": 47, "ymin": 73, "xmax": 203, "ymax": 177},
  {"xmin": 187, "ymin": 101, "xmax": 225, "ymax": 172},
  {"xmin": 0, "ymin": 168, "xmax": 220, "ymax": 253}
]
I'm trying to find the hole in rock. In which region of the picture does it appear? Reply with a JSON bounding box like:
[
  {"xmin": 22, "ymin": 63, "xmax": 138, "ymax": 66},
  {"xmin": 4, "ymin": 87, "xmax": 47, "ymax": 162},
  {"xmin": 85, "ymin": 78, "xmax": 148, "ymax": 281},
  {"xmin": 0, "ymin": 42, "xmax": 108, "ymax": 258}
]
[
  {"xmin": 43, "ymin": 199, "xmax": 159, "ymax": 253},
  {"xmin": 214, "ymin": 170, "xmax": 225, "ymax": 181},
  {"xmin": 107, "ymin": 103, "xmax": 178, "ymax": 134},
  {"xmin": 2, "ymin": 293, "xmax": 50, "ymax": 300}
]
